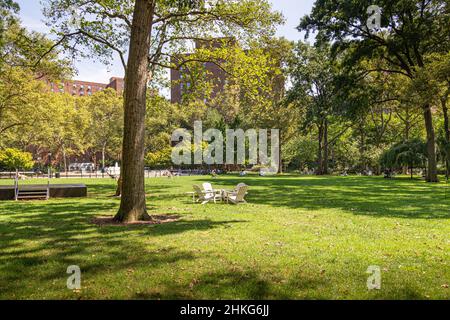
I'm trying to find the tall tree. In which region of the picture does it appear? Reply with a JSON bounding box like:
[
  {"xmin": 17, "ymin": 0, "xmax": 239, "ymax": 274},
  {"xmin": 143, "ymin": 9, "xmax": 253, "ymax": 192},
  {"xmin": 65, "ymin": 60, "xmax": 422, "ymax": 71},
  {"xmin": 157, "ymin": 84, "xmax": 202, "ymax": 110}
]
[
  {"xmin": 0, "ymin": 7, "xmax": 71, "ymax": 148},
  {"xmin": 287, "ymin": 43, "xmax": 350, "ymax": 175},
  {"xmin": 86, "ymin": 89, "xmax": 123, "ymax": 171},
  {"xmin": 299, "ymin": 0, "xmax": 450, "ymax": 182},
  {"xmin": 116, "ymin": 0, "xmax": 154, "ymax": 222},
  {"xmin": 410, "ymin": 52, "xmax": 450, "ymax": 177}
]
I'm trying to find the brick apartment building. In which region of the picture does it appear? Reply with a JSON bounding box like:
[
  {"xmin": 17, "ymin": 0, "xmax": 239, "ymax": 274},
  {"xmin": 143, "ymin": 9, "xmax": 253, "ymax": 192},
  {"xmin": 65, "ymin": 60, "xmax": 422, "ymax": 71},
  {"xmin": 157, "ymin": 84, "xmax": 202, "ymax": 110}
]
[
  {"xmin": 170, "ymin": 38, "xmax": 236, "ymax": 104},
  {"xmin": 47, "ymin": 77, "xmax": 124, "ymax": 96},
  {"xmin": 170, "ymin": 38, "xmax": 285, "ymax": 104}
]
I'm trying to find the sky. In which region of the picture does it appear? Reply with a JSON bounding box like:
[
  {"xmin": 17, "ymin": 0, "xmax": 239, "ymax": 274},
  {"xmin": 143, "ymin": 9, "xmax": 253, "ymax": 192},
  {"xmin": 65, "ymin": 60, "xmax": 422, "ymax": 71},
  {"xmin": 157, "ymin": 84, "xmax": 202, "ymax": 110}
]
[{"xmin": 16, "ymin": 0, "xmax": 315, "ymax": 84}]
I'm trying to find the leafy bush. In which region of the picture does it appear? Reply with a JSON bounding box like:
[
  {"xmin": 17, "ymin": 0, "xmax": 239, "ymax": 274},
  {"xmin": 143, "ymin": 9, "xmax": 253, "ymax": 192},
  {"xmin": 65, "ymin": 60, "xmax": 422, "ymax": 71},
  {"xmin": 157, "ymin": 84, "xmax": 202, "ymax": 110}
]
[
  {"xmin": 145, "ymin": 148, "xmax": 172, "ymax": 169},
  {"xmin": 0, "ymin": 148, "xmax": 34, "ymax": 170},
  {"xmin": 380, "ymin": 139, "xmax": 427, "ymax": 171}
]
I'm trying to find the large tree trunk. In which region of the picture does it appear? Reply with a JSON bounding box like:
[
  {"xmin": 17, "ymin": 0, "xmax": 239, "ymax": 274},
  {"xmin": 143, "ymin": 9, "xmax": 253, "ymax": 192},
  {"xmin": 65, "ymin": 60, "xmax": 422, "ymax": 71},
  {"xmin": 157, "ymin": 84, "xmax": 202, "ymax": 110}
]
[
  {"xmin": 322, "ymin": 119, "xmax": 329, "ymax": 175},
  {"xmin": 114, "ymin": 0, "xmax": 154, "ymax": 223},
  {"xmin": 317, "ymin": 123, "xmax": 323, "ymax": 175},
  {"xmin": 278, "ymin": 130, "xmax": 283, "ymax": 174},
  {"xmin": 403, "ymin": 112, "xmax": 410, "ymax": 175},
  {"xmin": 102, "ymin": 144, "xmax": 106, "ymax": 171},
  {"xmin": 115, "ymin": 175, "xmax": 122, "ymax": 197},
  {"xmin": 404, "ymin": 108, "xmax": 410, "ymax": 142},
  {"xmin": 442, "ymin": 95, "xmax": 450, "ymax": 179},
  {"xmin": 359, "ymin": 126, "xmax": 366, "ymax": 172},
  {"xmin": 62, "ymin": 147, "xmax": 67, "ymax": 173},
  {"xmin": 423, "ymin": 104, "xmax": 438, "ymax": 182}
]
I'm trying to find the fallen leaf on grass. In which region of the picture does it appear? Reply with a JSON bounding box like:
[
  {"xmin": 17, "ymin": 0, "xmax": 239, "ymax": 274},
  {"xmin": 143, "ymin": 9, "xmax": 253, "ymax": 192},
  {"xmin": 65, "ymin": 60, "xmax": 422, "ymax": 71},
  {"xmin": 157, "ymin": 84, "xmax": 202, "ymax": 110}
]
[{"xmin": 189, "ymin": 279, "xmax": 200, "ymax": 289}]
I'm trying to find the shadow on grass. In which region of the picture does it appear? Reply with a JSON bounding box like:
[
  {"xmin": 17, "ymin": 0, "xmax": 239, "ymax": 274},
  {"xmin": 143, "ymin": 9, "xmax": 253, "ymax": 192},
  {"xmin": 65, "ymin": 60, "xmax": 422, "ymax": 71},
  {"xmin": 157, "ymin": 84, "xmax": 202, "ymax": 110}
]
[
  {"xmin": 131, "ymin": 269, "xmax": 327, "ymax": 300},
  {"xmin": 0, "ymin": 198, "xmax": 247, "ymax": 298},
  {"xmin": 0, "ymin": 175, "xmax": 447, "ymax": 299},
  {"xmin": 192, "ymin": 175, "xmax": 450, "ymax": 219}
]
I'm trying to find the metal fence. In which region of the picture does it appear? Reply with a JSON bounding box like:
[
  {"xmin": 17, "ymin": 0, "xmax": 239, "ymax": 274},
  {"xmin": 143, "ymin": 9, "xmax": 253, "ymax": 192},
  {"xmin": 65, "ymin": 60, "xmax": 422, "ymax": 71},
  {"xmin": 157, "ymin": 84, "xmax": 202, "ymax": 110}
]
[
  {"xmin": 0, "ymin": 169, "xmax": 214, "ymax": 179},
  {"xmin": 0, "ymin": 171, "xmax": 111, "ymax": 179}
]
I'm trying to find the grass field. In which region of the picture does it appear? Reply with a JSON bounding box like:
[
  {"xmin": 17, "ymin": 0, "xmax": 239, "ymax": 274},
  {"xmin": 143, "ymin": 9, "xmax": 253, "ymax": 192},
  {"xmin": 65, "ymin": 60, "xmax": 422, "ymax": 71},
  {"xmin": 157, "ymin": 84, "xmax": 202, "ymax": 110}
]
[{"xmin": 0, "ymin": 175, "xmax": 449, "ymax": 299}]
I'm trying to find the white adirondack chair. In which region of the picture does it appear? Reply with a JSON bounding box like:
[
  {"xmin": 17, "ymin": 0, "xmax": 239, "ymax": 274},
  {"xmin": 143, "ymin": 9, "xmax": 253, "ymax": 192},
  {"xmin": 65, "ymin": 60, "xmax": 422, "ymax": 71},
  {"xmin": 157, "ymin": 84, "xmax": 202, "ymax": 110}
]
[
  {"xmin": 193, "ymin": 185, "xmax": 213, "ymax": 204},
  {"xmin": 202, "ymin": 182, "xmax": 222, "ymax": 203},
  {"xmin": 225, "ymin": 183, "xmax": 247, "ymax": 195},
  {"xmin": 192, "ymin": 184, "xmax": 221, "ymax": 204},
  {"xmin": 225, "ymin": 184, "xmax": 249, "ymax": 204},
  {"xmin": 235, "ymin": 183, "xmax": 247, "ymax": 190}
]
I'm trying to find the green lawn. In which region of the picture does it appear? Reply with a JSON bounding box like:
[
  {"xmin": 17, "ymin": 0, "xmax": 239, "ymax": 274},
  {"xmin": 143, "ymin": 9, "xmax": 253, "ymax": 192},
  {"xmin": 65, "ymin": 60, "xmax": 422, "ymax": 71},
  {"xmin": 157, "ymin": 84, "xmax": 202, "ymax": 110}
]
[{"xmin": 0, "ymin": 175, "xmax": 449, "ymax": 299}]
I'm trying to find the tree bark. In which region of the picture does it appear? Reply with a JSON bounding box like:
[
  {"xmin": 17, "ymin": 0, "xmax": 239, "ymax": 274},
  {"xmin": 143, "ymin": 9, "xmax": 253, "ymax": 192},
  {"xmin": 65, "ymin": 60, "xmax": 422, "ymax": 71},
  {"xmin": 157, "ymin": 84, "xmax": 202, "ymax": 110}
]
[
  {"xmin": 317, "ymin": 123, "xmax": 323, "ymax": 175},
  {"xmin": 442, "ymin": 95, "xmax": 450, "ymax": 179},
  {"xmin": 102, "ymin": 144, "xmax": 106, "ymax": 170},
  {"xmin": 62, "ymin": 148, "xmax": 67, "ymax": 173},
  {"xmin": 404, "ymin": 108, "xmax": 410, "ymax": 142},
  {"xmin": 278, "ymin": 130, "xmax": 283, "ymax": 174},
  {"xmin": 115, "ymin": 175, "xmax": 122, "ymax": 197},
  {"xmin": 114, "ymin": 0, "xmax": 154, "ymax": 223},
  {"xmin": 423, "ymin": 104, "xmax": 438, "ymax": 182},
  {"xmin": 323, "ymin": 119, "xmax": 329, "ymax": 175},
  {"xmin": 359, "ymin": 126, "xmax": 366, "ymax": 172}
]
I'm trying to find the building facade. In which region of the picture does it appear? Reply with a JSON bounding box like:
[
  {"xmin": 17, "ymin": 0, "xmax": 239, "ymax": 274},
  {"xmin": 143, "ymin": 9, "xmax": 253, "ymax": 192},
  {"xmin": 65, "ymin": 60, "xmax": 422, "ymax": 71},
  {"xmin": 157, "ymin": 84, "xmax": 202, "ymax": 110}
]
[
  {"xmin": 47, "ymin": 77, "xmax": 124, "ymax": 96},
  {"xmin": 170, "ymin": 38, "xmax": 235, "ymax": 104},
  {"xmin": 170, "ymin": 38, "xmax": 285, "ymax": 105}
]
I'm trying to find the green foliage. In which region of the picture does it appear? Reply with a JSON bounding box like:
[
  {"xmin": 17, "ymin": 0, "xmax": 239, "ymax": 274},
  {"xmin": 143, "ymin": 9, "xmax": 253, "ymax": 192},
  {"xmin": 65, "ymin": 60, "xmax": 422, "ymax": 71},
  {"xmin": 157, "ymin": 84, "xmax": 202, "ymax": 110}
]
[
  {"xmin": 85, "ymin": 88, "xmax": 123, "ymax": 163},
  {"xmin": 145, "ymin": 93, "xmax": 201, "ymax": 153},
  {"xmin": 145, "ymin": 148, "xmax": 172, "ymax": 168},
  {"xmin": 299, "ymin": 0, "xmax": 449, "ymax": 75},
  {"xmin": 437, "ymin": 130, "xmax": 450, "ymax": 164},
  {"xmin": 287, "ymin": 43, "xmax": 338, "ymax": 128},
  {"xmin": 43, "ymin": 0, "xmax": 284, "ymax": 76},
  {"xmin": 0, "ymin": 0, "xmax": 19, "ymax": 51},
  {"xmin": 0, "ymin": 0, "xmax": 447, "ymax": 178},
  {"xmin": 40, "ymin": 94, "xmax": 91, "ymax": 165},
  {"xmin": 0, "ymin": 147, "xmax": 34, "ymax": 170},
  {"xmin": 0, "ymin": 15, "xmax": 73, "ymax": 150},
  {"xmin": 380, "ymin": 139, "xmax": 427, "ymax": 169},
  {"xmin": 0, "ymin": 15, "xmax": 71, "ymax": 78},
  {"xmin": 282, "ymin": 134, "xmax": 317, "ymax": 170}
]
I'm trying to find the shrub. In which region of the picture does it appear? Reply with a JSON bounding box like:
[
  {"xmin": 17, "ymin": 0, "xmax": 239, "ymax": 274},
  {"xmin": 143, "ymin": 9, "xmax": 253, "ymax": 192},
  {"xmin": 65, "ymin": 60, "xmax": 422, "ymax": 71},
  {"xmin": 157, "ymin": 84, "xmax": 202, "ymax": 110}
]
[
  {"xmin": 145, "ymin": 148, "xmax": 172, "ymax": 169},
  {"xmin": 0, "ymin": 148, "xmax": 35, "ymax": 171}
]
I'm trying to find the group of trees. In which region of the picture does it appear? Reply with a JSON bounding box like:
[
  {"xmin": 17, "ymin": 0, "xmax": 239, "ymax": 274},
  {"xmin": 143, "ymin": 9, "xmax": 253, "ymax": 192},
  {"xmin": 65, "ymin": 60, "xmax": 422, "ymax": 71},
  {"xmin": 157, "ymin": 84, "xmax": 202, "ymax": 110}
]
[
  {"xmin": 2, "ymin": 0, "xmax": 287, "ymax": 222},
  {"xmin": 295, "ymin": 0, "xmax": 449, "ymax": 182},
  {"xmin": 0, "ymin": 74, "xmax": 124, "ymax": 172},
  {"xmin": 0, "ymin": 2, "xmax": 124, "ymax": 171},
  {"xmin": 1, "ymin": 0, "xmax": 449, "ymax": 222}
]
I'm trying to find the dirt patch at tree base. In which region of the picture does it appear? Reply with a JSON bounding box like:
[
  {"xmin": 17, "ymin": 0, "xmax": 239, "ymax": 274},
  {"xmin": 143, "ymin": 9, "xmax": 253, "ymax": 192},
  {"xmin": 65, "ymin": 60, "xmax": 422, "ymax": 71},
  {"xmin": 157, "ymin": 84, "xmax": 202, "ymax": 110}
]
[{"xmin": 91, "ymin": 214, "xmax": 181, "ymax": 226}]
